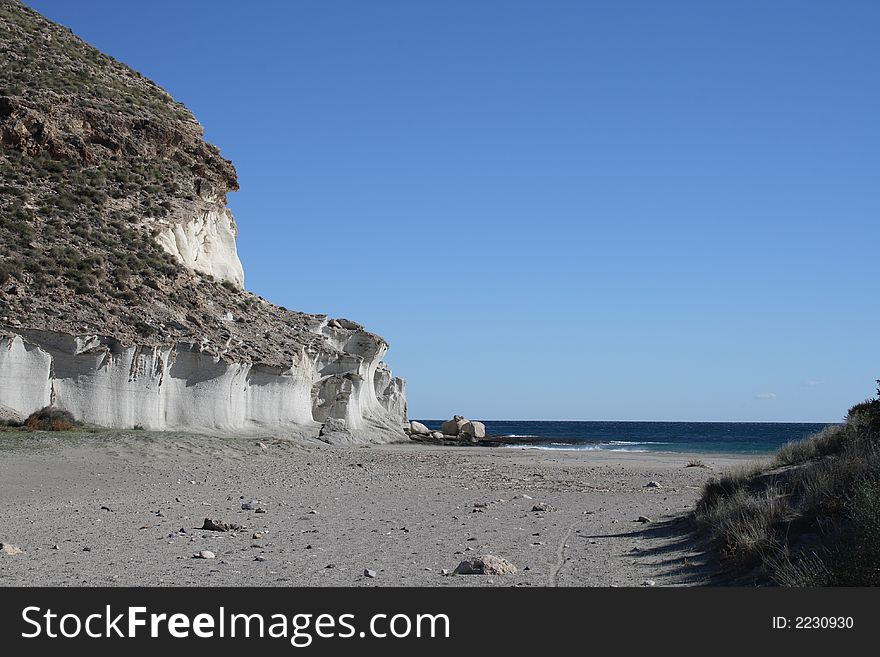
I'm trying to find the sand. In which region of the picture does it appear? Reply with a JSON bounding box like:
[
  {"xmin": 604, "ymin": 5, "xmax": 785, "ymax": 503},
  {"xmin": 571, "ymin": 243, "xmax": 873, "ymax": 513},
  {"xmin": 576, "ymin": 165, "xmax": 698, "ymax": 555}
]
[{"xmin": 0, "ymin": 430, "xmax": 761, "ymax": 586}]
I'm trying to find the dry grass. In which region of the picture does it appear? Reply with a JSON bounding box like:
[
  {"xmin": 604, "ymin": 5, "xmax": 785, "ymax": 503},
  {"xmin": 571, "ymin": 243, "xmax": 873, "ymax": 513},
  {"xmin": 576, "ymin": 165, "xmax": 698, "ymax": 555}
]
[{"xmin": 692, "ymin": 389, "xmax": 880, "ymax": 585}]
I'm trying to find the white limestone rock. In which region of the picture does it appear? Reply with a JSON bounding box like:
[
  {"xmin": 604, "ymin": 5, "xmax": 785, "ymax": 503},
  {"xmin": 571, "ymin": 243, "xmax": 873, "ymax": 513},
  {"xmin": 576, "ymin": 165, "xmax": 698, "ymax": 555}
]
[
  {"xmin": 409, "ymin": 421, "xmax": 430, "ymax": 435},
  {"xmin": 441, "ymin": 415, "xmax": 467, "ymax": 436},
  {"xmin": 154, "ymin": 204, "xmax": 244, "ymax": 288},
  {"xmin": 0, "ymin": 322, "xmax": 407, "ymax": 443}
]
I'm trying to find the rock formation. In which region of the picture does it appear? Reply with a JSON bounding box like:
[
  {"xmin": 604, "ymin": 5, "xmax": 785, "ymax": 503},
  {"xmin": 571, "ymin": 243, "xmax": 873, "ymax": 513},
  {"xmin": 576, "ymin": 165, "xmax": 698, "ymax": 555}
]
[{"xmin": 0, "ymin": 2, "xmax": 407, "ymax": 442}]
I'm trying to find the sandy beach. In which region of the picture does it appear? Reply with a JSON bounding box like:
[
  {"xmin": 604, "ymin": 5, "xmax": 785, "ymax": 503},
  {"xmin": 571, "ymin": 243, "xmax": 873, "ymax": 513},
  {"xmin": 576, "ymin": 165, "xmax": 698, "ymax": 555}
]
[{"xmin": 0, "ymin": 430, "xmax": 758, "ymax": 587}]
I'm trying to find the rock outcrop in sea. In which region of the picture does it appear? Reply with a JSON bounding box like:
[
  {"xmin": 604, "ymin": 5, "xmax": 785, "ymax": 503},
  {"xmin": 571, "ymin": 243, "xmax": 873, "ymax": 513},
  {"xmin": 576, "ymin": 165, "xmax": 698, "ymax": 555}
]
[{"xmin": 0, "ymin": 1, "xmax": 406, "ymax": 442}]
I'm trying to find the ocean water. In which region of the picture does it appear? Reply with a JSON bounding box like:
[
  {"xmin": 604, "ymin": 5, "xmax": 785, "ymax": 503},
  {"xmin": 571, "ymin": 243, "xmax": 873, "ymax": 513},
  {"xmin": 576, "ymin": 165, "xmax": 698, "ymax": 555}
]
[{"xmin": 417, "ymin": 420, "xmax": 834, "ymax": 455}]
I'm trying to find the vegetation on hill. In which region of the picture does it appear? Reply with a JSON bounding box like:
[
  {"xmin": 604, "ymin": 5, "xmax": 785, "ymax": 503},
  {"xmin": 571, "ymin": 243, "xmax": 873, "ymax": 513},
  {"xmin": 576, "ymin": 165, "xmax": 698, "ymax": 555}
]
[
  {"xmin": 693, "ymin": 381, "xmax": 880, "ymax": 585},
  {"xmin": 0, "ymin": 1, "xmax": 337, "ymax": 364}
]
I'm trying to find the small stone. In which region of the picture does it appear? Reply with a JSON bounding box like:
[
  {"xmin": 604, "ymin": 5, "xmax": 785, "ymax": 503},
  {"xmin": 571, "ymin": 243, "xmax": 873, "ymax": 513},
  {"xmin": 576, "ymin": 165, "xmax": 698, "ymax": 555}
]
[
  {"xmin": 254, "ymin": 556, "xmax": 266, "ymax": 562},
  {"xmin": 364, "ymin": 569, "xmax": 377, "ymax": 578},
  {"xmin": 241, "ymin": 500, "xmax": 260, "ymax": 510},
  {"xmin": 453, "ymin": 555, "xmax": 517, "ymax": 575},
  {"xmin": 531, "ymin": 503, "xmax": 558, "ymax": 513},
  {"xmin": 307, "ymin": 510, "xmax": 318, "ymax": 515},
  {"xmin": 440, "ymin": 569, "xmax": 450, "ymax": 576},
  {"xmin": 202, "ymin": 518, "xmax": 242, "ymax": 532},
  {"xmin": 645, "ymin": 481, "xmax": 662, "ymax": 488},
  {"xmin": 637, "ymin": 516, "xmax": 652, "ymax": 523},
  {"xmin": 51, "ymin": 544, "xmax": 60, "ymax": 550},
  {"xmin": 194, "ymin": 550, "xmax": 215, "ymax": 559},
  {"xmin": 642, "ymin": 579, "xmax": 656, "ymax": 587},
  {"xmin": 258, "ymin": 442, "xmax": 268, "ymax": 450},
  {"xmin": 100, "ymin": 506, "xmax": 112, "ymax": 512},
  {"xmin": 255, "ymin": 508, "xmax": 267, "ymax": 514},
  {"xmin": 252, "ymin": 532, "xmax": 264, "ymax": 539},
  {"xmin": 1, "ymin": 543, "xmax": 24, "ymax": 556}
]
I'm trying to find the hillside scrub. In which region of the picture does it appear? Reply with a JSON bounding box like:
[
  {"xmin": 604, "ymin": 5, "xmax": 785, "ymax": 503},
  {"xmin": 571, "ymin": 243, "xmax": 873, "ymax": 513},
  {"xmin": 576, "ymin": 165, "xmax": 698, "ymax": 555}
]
[{"xmin": 692, "ymin": 382, "xmax": 880, "ymax": 585}]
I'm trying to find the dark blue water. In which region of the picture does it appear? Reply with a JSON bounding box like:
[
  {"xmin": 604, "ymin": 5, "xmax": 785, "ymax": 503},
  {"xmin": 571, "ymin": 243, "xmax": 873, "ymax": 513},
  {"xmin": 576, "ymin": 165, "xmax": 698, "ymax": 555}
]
[{"xmin": 417, "ymin": 420, "xmax": 834, "ymax": 454}]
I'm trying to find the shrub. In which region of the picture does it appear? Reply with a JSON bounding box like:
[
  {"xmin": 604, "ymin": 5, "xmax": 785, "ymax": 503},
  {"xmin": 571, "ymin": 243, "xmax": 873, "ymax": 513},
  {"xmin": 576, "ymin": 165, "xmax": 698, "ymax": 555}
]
[
  {"xmin": 692, "ymin": 380, "xmax": 880, "ymax": 585},
  {"xmin": 23, "ymin": 406, "xmax": 78, "ymax": 431}
]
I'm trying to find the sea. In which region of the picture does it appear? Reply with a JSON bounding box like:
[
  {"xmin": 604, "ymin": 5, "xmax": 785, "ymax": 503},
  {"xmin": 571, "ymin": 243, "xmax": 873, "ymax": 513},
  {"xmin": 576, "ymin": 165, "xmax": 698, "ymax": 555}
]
[{"xmin": 416, "ymin": 420, "xmax": 834, "ymax": 455}]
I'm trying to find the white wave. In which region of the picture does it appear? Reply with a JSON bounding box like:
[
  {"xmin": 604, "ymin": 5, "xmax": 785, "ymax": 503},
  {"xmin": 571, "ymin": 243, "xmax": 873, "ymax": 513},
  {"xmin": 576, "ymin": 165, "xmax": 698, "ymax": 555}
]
[{"xmin": 608, "ymin": 440, "xmax": 671, "ymax": 445}]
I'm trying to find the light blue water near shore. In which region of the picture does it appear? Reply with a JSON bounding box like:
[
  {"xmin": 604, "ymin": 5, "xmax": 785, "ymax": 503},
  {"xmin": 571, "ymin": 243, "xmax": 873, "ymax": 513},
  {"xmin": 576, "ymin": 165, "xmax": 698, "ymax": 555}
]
[{"xmin": 417, "ymin": 420, "xmax": 834, "ymax": 455}]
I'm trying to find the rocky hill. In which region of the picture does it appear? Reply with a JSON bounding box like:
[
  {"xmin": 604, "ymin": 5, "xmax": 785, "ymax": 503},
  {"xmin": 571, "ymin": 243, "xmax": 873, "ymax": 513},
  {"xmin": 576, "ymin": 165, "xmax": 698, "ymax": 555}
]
[{"xmin": 0, "ymin": 0, "xmax": 407, "ymax": 441}]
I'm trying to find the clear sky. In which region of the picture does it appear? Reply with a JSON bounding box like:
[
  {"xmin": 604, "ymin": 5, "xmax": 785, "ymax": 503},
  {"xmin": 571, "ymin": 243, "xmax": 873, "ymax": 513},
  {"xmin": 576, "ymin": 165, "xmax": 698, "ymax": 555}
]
[{"xmin": 26, "ymin": 1, "xmax": 880, "ymax": 422}]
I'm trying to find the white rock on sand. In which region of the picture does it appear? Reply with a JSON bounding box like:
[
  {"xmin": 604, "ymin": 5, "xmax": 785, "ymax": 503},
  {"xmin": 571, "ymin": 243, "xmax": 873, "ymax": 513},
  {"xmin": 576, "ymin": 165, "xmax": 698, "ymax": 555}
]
[
  {"xmin": 454, "ymin": 555, "xmax": 517, "ymax": 576},
  {"xmin": 441, "ymin": 415, "xmax": 467, "ymax": 436},
  {"xmin": 409, "ymin": 421, "xmax": 431, "ymax": 435}
]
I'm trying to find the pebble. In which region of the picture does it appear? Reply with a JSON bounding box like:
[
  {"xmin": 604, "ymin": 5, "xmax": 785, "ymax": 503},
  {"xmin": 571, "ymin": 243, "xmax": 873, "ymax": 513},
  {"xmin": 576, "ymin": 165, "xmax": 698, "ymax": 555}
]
[
  {"xmin": 364, "ymin": 569, "xmax": 377, "ymax": 578},
  {"xmin": 645, "ymin": 481, "xmax": 662, "ymax": 488},
  {"xmin": 254, "ymin": 556, "xmax": 266, "ymax": 562},
  {"xmin": 194, "ymin": 550, "xmax": 215, "ymax": 559},
  {"xmin": 642, "ymin": 579, "xmax": 656, "ymax": 587},
  {"xmin": 637, "ymin": 516, "xmax": 652, "ymax": 523},
  {"xmin": 1, "ymin": 543, "xmax": 24, "ymax": 556}
]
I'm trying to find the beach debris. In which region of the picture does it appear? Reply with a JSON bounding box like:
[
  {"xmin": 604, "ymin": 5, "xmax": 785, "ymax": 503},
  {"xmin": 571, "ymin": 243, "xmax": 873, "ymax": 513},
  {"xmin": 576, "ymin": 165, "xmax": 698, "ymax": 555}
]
[
  {"xmin": 307, "ymin": 509, "xmax": 318, "ymax": 515},
  {"xmin": 255, "ymin": 508, "xmax": 267, "ymax": 514},
  {"xmin": 100, "ymin": 505, "xmax": 113, "ymax": 512},
  {"xmin": 636, "ymin": 516, "xmax": 652, "ymax": 523},
  {"xmin": 441, "ymin": 569, "xmax": 451, "ymax": 576},
  {"xmin": 364, "ymin": 569, "xmax": 377, "ymax": 579},
  {"xmin": 194, "ymin": 550, "xmax": 216, "ymax": 559},
  {"xmin": 642, "ymin": 579, "xmax": 656, "ymax": 587},
  {"xmin": 473, "ymin": 502, "xmax": 489, "ymax": 508},
  {"xmin": 1, "ymin": 542, "xmax": 24, "ymax": 556},
  {"xmin": 645, "ymin": 481, "xmax": 662, "ymax": 488},
  {"xmin": 252, "ymin": 532, "xmax": 264, "ymax": 539},
  {"xmin": 51, "ymin": 544, "xmax": 60, "ymax": 550},
  {"xmin": 453, "ymin": 555, "xmax": 517, "ymax": 576},
  {"xmin": 258, "ymin": 441, "xmax": 268, "ymax": 450},
  {"xmin": 254, "ymin": 555, "xmax": 266, "ymax": 562},
  {"xmin": 531, "ymin": 503, "xmax": 558, "ymax": 513},
  {"xmin": 202, "ymin": 518, "xmax": 243, "ymax": 532},
  {"xmin": 515, "ymin": 494, "xmax": 533, "ymax": 500},
  {"xmin": 241, "ymin": 500, "xmax": 260, "ymax": 510}
]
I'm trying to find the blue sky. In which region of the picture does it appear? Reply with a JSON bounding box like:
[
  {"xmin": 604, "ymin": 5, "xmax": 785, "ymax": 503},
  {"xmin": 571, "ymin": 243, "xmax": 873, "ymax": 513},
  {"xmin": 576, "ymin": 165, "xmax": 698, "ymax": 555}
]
[{"xmin": 28, "ymin": 1, "xmax": 879, "ymax": 422}]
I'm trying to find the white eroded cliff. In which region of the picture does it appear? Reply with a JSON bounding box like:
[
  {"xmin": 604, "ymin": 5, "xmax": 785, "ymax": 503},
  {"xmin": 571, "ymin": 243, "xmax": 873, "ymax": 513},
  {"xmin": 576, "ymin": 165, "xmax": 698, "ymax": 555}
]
[
  {"xmin": 0, "ymin": 323, "xmax": 407, "ymax": 443},
  {"xmin": 154, "ymin": 204, "xmax": 245, "ymax": 288}
]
